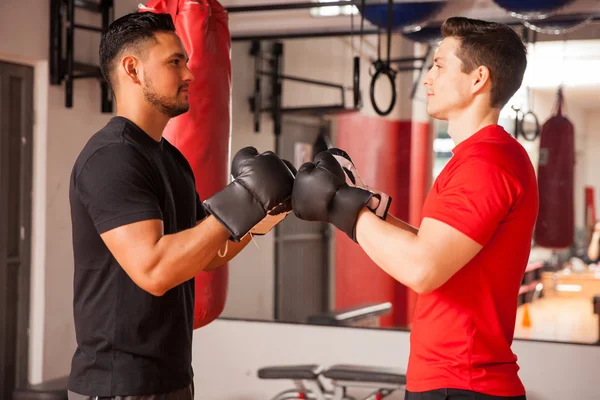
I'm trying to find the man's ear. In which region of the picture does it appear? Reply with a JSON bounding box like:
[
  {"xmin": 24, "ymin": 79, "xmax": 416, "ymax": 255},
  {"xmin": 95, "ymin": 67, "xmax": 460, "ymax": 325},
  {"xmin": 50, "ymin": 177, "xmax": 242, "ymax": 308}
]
[
  {"xmin": 121, "ymin": 55, "xmax": 141, "ymax": 85},
  {"xmin": 472, "ymin": 65, "xmax": 491, "ymax": 95}
]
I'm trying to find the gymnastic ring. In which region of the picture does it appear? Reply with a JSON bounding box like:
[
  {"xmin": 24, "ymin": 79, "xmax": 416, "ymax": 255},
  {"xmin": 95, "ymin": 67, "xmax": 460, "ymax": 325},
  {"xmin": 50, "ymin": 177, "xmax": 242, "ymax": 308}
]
[
  {"xmin": 370, "ymin": 60, "xmax": 397, "ymax": 117},
  {"xmin": 519, "ymin": 110, "xmax": 540, "ymax": 141},
  {"xmin": 353, "ymin": 56, "xmax": 361, "ymax": 108}
]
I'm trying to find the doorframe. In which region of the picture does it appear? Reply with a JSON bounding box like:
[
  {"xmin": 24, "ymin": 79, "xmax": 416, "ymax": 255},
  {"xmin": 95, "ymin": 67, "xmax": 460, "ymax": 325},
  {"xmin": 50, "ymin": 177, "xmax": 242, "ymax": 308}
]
[
  {"xmin": 0, "ymin": 60, "xmax": 35, "ymax": 397},
  {"xmin": 0, "ymin": 54, "xmax": 49, "ymax": 386}
]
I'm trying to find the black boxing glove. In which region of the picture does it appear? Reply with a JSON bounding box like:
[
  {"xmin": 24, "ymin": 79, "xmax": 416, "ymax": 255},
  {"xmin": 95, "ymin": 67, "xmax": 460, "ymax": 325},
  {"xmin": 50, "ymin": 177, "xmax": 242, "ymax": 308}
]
[
  {"xmin": 250, "ymin": 159, "xmax": 297, "ymax": 236},
  {"xmin": 292, "ymin": 151, "xmax": 373, "ymax": 242},
  {"xmin": 203, "ymin": 147, "xmax": 295, "ymax": 242},
  {"xmin": 327, "ymin": 148, "xmax": 392, "ymax": 220}
]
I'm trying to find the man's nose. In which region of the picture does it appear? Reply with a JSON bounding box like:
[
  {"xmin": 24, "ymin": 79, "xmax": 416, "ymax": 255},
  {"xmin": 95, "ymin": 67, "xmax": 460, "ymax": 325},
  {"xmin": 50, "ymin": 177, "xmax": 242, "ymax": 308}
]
[
  {"xmin": 422, "ymin": 68, "xmax": 433, "ymax": 87},
  {"xmin": 183, "ymin": 65, "xmax": 194, "ymax": 83}
]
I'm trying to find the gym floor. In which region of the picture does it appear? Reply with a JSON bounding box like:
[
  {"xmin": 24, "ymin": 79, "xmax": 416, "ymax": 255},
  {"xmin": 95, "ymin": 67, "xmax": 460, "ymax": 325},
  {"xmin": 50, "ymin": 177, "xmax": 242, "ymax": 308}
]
[{"xmin": 514, "ymin": 297, "xmax": 598, "ymax": 344}]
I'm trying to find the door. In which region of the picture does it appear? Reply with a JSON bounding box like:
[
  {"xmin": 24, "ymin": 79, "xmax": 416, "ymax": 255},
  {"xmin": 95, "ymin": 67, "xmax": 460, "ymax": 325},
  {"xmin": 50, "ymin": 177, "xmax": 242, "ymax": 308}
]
[
  {"xmin": 275, "ymin": 116, "xmax": 330, "ymax": 323},
  {"xmin": 0, "ymin": 61, "xmax": 34, "ymax": 399}
]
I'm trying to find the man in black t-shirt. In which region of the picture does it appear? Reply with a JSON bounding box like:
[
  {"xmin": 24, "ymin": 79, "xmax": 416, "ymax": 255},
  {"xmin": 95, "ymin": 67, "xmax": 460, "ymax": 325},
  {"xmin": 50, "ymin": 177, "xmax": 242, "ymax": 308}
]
[{"xmin": 68, "ymin": 12, "xmax": 295, "ymax": 400}]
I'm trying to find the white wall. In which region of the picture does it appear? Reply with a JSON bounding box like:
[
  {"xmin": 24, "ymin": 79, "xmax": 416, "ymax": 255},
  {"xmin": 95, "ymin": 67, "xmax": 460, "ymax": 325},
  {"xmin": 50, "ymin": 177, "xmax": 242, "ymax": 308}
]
[
  {"xmin": 583, "ymin": 111, "xmax": 600, "ymax": 217},
  {"xmin": 192, "ymin": 319, "xmax": 600, "ymax": 400}
]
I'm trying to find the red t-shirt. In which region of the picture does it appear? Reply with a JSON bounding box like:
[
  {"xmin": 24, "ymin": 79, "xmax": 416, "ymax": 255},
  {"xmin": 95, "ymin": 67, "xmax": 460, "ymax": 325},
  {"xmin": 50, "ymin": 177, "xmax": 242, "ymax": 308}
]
[{"xmin": 406, "ymin": 124, "xmax": 539, "ymax": 396}]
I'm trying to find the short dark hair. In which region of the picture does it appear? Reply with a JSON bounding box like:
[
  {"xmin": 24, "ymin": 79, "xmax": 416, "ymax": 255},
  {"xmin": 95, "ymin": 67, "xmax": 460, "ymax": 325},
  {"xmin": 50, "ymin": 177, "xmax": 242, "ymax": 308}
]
[
  {"xmin": 99, "ymin": 12, "xmax": 176, "ymax": 89},
  {"xmin": 441, "ymin": 17, "xmax": 527, "ymax": 109}
]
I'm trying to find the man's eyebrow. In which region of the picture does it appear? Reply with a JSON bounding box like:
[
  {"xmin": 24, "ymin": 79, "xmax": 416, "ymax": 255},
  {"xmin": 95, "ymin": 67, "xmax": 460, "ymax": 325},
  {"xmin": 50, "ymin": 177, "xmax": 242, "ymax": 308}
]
[{"xmin": 170, "ymin": 52, "xmax": 189, "ymax": 62}]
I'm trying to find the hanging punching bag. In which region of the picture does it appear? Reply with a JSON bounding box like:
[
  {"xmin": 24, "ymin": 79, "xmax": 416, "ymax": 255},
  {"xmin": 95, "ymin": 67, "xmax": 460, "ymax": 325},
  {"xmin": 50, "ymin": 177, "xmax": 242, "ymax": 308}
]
[
  {"xmin": 534, "ymin": 87, "xmax": 575, "ymax": 249},
  {"xmin": 140, "ymin": 0, "xmax": 232, "ymax": 329}
]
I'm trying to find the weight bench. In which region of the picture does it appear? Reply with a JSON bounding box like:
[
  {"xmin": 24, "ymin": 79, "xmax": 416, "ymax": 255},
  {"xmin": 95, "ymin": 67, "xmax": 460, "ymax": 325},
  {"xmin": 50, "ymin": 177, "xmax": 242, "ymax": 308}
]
[
  {"xmin": 259, "ymin": 363, "xmax": 406, "ymax": 400},
  {"xmin": 324, "ymin": 364, "xmax": 406, "ymax": 399},
  {"xmin": 307, "ymin": 302, "xmax": 392, "ymax": 328},
  {"xmin": 258, "ymin": 364, "xmax": 328, "ymax": 400}
]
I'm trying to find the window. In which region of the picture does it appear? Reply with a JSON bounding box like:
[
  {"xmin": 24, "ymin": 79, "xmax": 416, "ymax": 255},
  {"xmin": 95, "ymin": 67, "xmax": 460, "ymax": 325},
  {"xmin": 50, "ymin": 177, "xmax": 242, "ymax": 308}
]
[
  {"xmin": 309, "ymin": 0, "xmax": 359, "ymax": 17},
  {"xmin": 432, "ymin": 120, "xmax": 453, "ymax": 180}
]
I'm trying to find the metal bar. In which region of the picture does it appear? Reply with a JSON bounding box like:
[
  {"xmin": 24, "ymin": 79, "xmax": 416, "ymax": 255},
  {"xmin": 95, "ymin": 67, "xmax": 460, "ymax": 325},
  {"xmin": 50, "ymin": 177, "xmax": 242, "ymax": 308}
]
[
  {"xmin": 226, "ymin": 1, "xmax": 367, "ymax": 13},
  {"xmin": 7, "ymin": 257, "xmax": 20, "ymax": 265},
  {"xmin": 66, "ymin": 0, "xmax": 74, "ymax": 108},
  {"xmin": 396, "ymin": 66, "xmax": 424, "ymax": 72},
  {"xmin": 49, "ymin": 0, "xmax": 63, "ymax": 84},
  {"xmin": 232, "ymin": 28, "xmax": 381, "ymax": 42},
  {"xmin": 74, "ymin": 0, "xmax": 102, "ymax": 13},
  {"xmin": 251, "ymin": 40, "xmax": 262, "ymax": 132},
  {"xmin": 73, "ymin": 62, "xmax": 101, "ymax": 76},
  {"xmin": 271, "ymin": 42, "xmax": 283, "ymax": 137},
  {"xmin": 259, "ymin": 71, "xmax": 345, "ymax": 90},
  {"xmin": 101, "ymin": 0, "xmax": 113, "ymax": 113},
  {"xmin": 73, "ymin": 73, "xmax": 101, "ymax": 79},
  {"xmin": 411, "ymin": 44, "xmax": 432, "ymax": 99},
  {"xmin": 386, "ymin": 0, "xmax": 392, "ymax": 64},
  {"xmin": 388, "ymin": 56, "xmax": 427, "ymax": 64},
  {"xmin": 74, "ymin": 23, "xmax": 103, "ymax": 32},
  {"xmin": 281, "ymin": 105, "xmax": 346, "ymax": 113},
  {"xmin": 259, "ymin": 105, "xmax": 347, "ymax": 113}
]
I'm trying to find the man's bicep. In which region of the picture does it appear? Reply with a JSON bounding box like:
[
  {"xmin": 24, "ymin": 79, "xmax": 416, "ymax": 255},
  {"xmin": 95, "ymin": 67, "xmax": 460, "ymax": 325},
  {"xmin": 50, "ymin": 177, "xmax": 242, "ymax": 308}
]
[
  {"xmin": 100, "ymin": 219, "xmax": 163, "ymax": 289},
  {"xmin": 418, "ymin": 217, "xmax": 483, "ymax": 291},
  {"xmin": 196, "ymin": 191, "xmax": 208, "ymax": 222}
]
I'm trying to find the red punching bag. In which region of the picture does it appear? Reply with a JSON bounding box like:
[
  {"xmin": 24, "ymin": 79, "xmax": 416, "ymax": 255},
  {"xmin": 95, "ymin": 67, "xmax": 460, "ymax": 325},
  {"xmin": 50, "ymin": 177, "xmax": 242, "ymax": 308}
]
[
  {"xmin": 534, "ymin": 87, "xmax": 575, "ymax": 249},
  {"xmin": 140, "ymin": 0, "xmax": 231, "ymax": 329}
]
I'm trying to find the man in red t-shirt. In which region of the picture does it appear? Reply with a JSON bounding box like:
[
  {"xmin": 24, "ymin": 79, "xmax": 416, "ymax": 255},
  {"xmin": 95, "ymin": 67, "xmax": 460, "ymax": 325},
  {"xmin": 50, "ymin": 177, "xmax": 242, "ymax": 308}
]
[{"xmin": 292, "ymin": 16, "xmax": 537, "ymax": 400}]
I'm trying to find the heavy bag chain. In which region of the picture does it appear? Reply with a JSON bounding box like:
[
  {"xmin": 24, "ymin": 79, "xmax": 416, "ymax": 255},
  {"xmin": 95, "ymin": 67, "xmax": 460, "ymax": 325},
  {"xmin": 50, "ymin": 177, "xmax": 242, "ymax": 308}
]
[{"xmin": 369, "ymin": 0, "xmax": 397, "ymax": 117}]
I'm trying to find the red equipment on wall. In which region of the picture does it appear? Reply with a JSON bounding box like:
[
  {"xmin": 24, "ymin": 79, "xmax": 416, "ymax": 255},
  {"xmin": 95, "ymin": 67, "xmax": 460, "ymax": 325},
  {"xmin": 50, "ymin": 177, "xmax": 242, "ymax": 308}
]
[
  {"xmin": 140, "ymin": 0, "xmax": 232, "ymax": 329},
  {"xmin": 534, "ymin": 87, "xmax": 575, "ymax": 249},
  {"xmin": 334, "ymin": 114, "xmax": 414, "ymax": 327}
]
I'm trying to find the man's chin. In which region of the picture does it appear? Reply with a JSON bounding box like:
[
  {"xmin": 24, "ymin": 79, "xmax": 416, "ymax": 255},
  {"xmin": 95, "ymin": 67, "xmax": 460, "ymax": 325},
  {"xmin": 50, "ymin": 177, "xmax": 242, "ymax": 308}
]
[
  {"xmin": 426, "ymin": 105, "xmax": 447, "ymax": 121},
  {"xmin": 166, "ymin": 103, "xmax": 190, "ymax": 118}
]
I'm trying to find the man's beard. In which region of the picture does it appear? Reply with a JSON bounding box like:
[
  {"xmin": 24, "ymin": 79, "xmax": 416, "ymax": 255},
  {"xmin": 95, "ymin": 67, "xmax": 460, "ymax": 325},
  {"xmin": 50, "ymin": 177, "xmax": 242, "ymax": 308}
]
[{"xmin": 142, "ymin": 76, "xmax": 189, "ymax": 118}]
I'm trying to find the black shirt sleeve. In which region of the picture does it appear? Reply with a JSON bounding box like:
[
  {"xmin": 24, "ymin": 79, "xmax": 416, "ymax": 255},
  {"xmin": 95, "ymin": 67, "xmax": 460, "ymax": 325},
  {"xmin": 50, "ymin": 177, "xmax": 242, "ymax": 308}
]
[
  {"xmin": 196, "ymin": 191, "xmax": 208, "ymax": 222},
  {"xmin": 74, "ymin": 143, "xmax": 163, "ymax": 234}
]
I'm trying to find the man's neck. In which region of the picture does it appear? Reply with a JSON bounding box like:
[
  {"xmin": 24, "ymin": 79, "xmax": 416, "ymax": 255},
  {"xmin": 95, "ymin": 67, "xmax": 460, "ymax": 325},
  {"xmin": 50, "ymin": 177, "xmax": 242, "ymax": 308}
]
[
  {"xmin": 116, "ymin": 102, "xmax": 169, "ymax": 142},
  {"xmin": 447, "ymin": 105, "xmax": 501, "ymax": 145}
]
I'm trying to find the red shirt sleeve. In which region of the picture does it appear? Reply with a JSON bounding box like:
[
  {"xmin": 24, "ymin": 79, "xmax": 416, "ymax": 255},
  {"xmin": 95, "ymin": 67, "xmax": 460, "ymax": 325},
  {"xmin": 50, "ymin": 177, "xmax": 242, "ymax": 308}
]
[{"xmin": 422, "ymin": 157, "xmax": 519, "ymax": 246}]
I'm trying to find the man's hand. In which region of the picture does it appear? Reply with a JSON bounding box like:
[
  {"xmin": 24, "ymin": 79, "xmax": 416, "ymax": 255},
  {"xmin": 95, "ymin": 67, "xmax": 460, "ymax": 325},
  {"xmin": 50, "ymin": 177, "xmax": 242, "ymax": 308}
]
[
  {"xmin": 203, "ymin": 147, "xmax": 295, "ymax": 242},
  {"xmin": 327, "ymin": 148, "xmax": 392, "ymax": 220},
  {"xmin": 292, "ymin": 151, "xmax": 373, "ymax": 242}
]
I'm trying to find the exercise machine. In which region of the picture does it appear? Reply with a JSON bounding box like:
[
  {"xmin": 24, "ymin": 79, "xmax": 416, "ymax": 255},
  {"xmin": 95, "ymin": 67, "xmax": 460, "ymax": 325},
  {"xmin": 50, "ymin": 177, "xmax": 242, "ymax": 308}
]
[{"xmin": 259, "ymin": 363, "xmax": 406, "ymax": 400}]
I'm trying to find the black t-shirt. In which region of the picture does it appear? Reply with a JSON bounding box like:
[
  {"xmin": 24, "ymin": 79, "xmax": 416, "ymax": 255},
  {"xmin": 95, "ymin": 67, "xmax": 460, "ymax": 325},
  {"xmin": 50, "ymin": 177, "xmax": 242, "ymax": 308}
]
[{"xmin": 67, "ymin": 116, "xmax": 207, "ymax": 396}]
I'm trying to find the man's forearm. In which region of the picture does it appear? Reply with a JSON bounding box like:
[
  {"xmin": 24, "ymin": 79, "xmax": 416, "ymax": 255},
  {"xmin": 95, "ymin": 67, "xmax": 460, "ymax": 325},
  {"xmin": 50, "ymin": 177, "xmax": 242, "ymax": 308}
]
[
  {"xmin": 386, "ymin": 214, "xmax": 419, "ymax": 234},
  {"xmin": 150, "ymin": 216, "xmax": 231, "ymax": 294},
  {"xmin": 205, "ymin": 235, "xmax": 251, "ymax": 270},
  {"xmin": 355, "ymin": 208, "xmax": 430, "ymax": 292}
]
